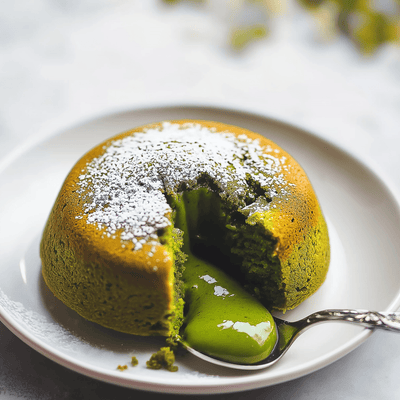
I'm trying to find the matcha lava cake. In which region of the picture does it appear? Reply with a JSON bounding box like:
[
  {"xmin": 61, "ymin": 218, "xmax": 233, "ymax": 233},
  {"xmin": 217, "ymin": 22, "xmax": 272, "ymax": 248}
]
[{"xmin": 40, "ymin": 120, "xmax": 330, "ymax": 338}]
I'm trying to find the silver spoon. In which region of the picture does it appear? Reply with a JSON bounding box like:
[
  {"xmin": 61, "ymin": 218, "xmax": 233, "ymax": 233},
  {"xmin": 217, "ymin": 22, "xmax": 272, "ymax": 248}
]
[{"xmin": 179, "ymin": 309, "xmax": 400, "ymax": 370}]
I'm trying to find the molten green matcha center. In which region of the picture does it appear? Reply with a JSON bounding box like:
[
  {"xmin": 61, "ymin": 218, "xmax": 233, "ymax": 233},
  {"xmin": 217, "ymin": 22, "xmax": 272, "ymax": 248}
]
[{"xmin": 170, "ymin": 189, "xmax": 277, "ymax": 364}]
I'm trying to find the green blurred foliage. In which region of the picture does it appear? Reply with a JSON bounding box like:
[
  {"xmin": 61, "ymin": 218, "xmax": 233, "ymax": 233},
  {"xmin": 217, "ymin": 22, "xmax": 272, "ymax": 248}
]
[
  {"xmin": 162, "ymin": 0, "xmax": 400, "ymax": 54},
  {"xmin": 231, "ymin": 25, "xmax": 268, "ymax": 50},
  {"xmin": 301, "ymin": 0, "xmax": 400, "ymax": 53}
]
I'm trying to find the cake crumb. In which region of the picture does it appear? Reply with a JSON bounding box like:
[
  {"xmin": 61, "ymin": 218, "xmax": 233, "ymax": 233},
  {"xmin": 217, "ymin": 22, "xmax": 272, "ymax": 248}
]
[
  {"xmin": 131, "ymin": 356, "xmax": 139, "ymax": 366},
  {"xmin": 117, "ymin": 364, "xmax": 128, "ymax": 371},
  {"xmin": 146, "ymin": 347, "xmax": 178, "ymax": 372}
]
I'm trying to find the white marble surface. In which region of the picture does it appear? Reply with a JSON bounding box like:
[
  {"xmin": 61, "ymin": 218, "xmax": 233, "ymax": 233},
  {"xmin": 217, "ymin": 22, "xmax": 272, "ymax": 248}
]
[{"xmin": 1, "ymin": 1, "xmax": 400, "ymax": 398}]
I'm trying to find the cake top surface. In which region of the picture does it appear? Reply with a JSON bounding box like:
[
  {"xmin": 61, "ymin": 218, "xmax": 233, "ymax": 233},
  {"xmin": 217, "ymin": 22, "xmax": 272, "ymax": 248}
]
[{"xmin": 76, "ymin": 121, "xmax": 294, "ymax": 250}]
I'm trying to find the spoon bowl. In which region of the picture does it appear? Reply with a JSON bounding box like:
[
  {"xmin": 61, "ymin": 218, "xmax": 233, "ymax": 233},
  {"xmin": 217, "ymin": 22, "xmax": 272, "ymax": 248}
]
[{"xmin": 179, "ymin": 309, "xmax": 400, "ymax": 370}]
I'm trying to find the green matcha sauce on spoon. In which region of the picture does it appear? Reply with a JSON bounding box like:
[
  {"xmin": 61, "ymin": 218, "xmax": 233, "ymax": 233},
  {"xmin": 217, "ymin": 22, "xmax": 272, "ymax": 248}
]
[
  {"xmin": 181, "ymin": 252, "xmax": 277, "ymax": 364},
  {"xmin": 171, "ymin": 190, "xmax": 278, "ymax": 364}
]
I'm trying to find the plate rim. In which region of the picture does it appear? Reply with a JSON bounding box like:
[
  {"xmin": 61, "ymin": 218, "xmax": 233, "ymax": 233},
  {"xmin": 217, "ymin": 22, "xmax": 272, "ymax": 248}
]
[{"xmin": 1, "ymin": 102, "xmax": 400, "ymax": 394}]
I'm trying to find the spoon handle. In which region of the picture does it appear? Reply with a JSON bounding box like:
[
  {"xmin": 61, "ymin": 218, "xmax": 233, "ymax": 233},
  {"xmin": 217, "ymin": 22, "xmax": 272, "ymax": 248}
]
[{"xmin": 303, "ymin": 309, "xmax": 400, "ymax": 332}]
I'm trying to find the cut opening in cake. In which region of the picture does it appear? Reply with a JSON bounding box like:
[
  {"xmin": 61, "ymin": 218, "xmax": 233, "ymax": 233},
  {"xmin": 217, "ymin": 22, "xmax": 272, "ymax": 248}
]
[{"xmin": 162, "ymin": 187, "xmax": 286, "ymax": 338}]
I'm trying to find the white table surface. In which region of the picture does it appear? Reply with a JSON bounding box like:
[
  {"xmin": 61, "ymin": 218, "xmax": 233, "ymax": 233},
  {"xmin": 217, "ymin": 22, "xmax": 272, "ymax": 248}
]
[{"xmin": 1, "ymin": 1, "xmax": 400, "ymax": 398}]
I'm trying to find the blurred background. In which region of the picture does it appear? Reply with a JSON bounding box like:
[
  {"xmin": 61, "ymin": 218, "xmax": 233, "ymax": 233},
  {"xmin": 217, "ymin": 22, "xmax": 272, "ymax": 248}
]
[
  {"xmin": 1, "ymin": 1, "xmax": 400, "ymax": 399},
  {"xmin": 1, "ymin": 0, "xmax": 400, "ymax": 180}
]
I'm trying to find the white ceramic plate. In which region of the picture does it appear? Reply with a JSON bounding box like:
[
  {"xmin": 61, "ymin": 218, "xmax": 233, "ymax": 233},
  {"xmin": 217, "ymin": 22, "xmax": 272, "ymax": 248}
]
[{"xmin": 1, "ymin": 105, "xmax": 400, "ymax": 395}]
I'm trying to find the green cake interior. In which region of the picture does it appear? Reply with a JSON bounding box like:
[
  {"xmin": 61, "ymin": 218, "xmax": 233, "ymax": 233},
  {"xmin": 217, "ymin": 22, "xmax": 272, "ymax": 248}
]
[{"xmin": 161, "ymin": 187, "xmax": 284, "ymax": 339}]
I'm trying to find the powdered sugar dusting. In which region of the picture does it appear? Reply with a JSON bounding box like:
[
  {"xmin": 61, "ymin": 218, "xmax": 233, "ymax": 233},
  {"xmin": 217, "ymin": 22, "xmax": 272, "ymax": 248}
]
[{"xmin": 76, "ymin": 122, "xmax": 290, "ymax": 249}]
